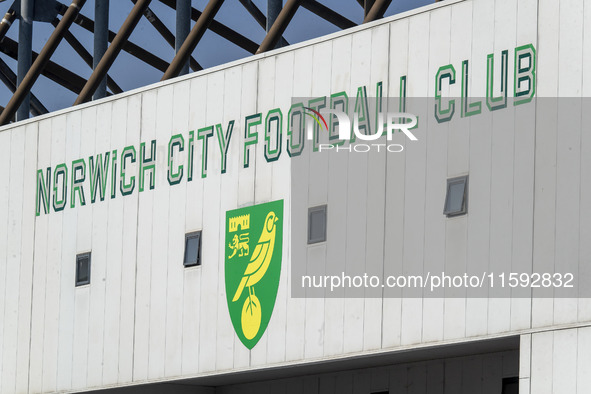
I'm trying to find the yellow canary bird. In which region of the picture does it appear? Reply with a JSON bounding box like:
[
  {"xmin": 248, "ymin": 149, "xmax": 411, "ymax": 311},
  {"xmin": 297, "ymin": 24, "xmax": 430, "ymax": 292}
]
[{"xmin": 232, "ymin": 211, "xmax": 278, "ymax": 302}]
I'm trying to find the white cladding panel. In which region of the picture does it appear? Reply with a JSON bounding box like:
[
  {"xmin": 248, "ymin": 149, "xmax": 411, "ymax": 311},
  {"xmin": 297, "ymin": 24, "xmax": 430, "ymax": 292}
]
[
  {"xmin": 522, "ymin": 326, "xmax": 591, "ymax": 394},
  {"xmin": 0, "ymin": 0, "xmax": 590, "ymax": 393}
]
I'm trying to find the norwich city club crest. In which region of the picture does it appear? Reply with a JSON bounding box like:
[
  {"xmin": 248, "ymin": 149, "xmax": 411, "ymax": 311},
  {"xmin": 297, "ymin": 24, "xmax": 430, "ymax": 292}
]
[{"xmin": 225, "ymin": 200, "xmax": 283, "ymax": 349}]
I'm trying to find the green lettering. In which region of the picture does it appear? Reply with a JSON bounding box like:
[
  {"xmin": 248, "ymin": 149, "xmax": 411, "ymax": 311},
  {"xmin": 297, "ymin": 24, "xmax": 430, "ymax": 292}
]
[
  {"xmin": 53, "ymin": 163, "xmax": 67, "ymax": 212},
  {"xmin": 435, "ymin": 65, "xmax": 456, "ymax": 123},
  {"xmin": 70, "ymin": 159, "xmax": 86, "ymax": 208},
  {"xmin": 486, "ymin": 50, "xmax": 508, "ymax": 111},
  {"xmin": 265, "ymin": 109, "xmax": 282, "ymax": 162},
  {"xmin": 168, "ymin": 134, "xmax": 185, "ymax": 185},
  {"xmin": 120, "ymin": 146, "xmax": 136, "ymax": 196},
  {"xmin": 139, "ymin": 140, "xmax": 156, "ymax": 192},
  {"xmin": 36, "ymin": 167, "xmax": 51, "ymax": 216},
  {"xmin": 216, "ymin": 120, "xmax": 235, "ymax": 174},
  {"xmin": 244, "ymin": 114, "xmax": 261, "ymax": 168},
  {"xmin": 197, "ymin": 126, "xmax": 214, "ymax": 178},
  {"xmin": 89, "ymin": 152, "xmax": 110, "ymax": 203}
]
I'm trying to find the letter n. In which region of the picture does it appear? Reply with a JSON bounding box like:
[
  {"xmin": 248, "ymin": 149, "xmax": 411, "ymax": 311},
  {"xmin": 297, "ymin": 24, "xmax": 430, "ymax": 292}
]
[{"xmin": 36, "ymin": 167, "xmax": 51, "ymax": 216}]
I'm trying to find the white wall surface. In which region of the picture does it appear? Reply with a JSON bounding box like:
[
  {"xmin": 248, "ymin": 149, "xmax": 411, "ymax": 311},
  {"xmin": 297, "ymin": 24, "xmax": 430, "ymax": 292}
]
[
  {"xmin": 520, "ymin": 326, "xmax": 591, "ymax": 394},
  {"xmin": 0, "ymin": 0, "xmax": 590, "ymax": 392}
]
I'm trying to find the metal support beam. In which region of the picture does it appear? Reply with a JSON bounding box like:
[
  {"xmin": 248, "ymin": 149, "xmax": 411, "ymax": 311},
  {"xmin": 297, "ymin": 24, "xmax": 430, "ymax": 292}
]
[
  {"xmin": 0, "ymin": 0, "xmax": 87, "ymax": 125},
  {"xmin": 93, "ymin": 0, "xmax": 109, "ymax": 99},
  {"xmin": 364, "ymin": 0, "xmax": 376, "ymax": 18},
  {"xmin": 0, "ymin": 36, "xmax": 88, "ymax": 94},
  {"xmin": 267, "ymin": 0, "xmax": 281, "ymax": 48},
  {"xmin": 161, "ymin": 0, "xmax": 225, "ymax": 81},
  {"xmin": 301, "ymin": 0, "xmax": 356, "ymax": 30},
  {"xmin": 51, "ymin": 18, "xmax": 122, "ymax": 94},
  {"xmin": 0, "ymin": 105, "xmax": 12, "ymax": 122},
  {"xmin": 159, "ymin": 0, "xmax": 259, "ymax": 54},
  {"xmin": 74, "ymin": 0, "xmax": 151, "ymax": 105},
  {"xmin": 267, "ymin": 0, "xmax": 281, "ymax": 31},
  {"xmin": 133, "ymin": 0, "xmax": 201, "ymax": 71},
  {"xmin": 239, "ymin": 0, "xmax": 265, "ymax": 28},
  {"xmin": 238, "ymin": 0, "xmax": 289, "ymax": 46},
  {"xmin": 256, "ymin": 0, "xmax": 302, "ymax": 54},
  {"xmin": 57, "ymin": 2, "xmax": 169, "ymax": 72},
  {"xmin": 176, "ymin": 0, "xmax": 190, "ymax": 75},
  {"xmin": 0, "ymin": 9, "xmax": 16, "ymax": 42},
  {"xmin": 17, "ymin": 0, "xmax": 33, "ymax": 121},
  {"xmin": 362, "ymin": 0, "xmax": 391, "ymax": 23},
  {"xmin": 1, "ymin": 7, "xmax": 90, "ymax": 95},
  {"xmin": 0, "ymin": 57, "xmax": 48, "ymax": 116}
]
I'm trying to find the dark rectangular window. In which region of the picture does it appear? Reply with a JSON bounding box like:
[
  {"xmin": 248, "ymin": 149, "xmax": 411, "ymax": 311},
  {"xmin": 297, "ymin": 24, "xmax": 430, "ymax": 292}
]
[
  {"xmin": 75, "ymin": 252, "xmax": 91, "ymax": 286},
  {"xmin": 184, "ymin": 231, "xmax": 202, "ymax": 267},
  {"xmin": 308, "ymin": 205, "xmax": 327, "ymax": 244},
  {"xmin": 444, "ymin": 175, "xmax": 468, "ymax": 217}
]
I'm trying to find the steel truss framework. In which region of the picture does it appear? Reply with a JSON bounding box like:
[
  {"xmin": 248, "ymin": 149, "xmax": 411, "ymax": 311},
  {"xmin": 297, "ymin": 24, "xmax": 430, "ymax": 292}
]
[{"xmin": 0, "ymin": 0, "xmax": 420, "ymax": 125}]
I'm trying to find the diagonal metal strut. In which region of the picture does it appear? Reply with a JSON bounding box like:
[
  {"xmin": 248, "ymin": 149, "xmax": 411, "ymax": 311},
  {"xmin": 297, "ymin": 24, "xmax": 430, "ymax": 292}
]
[
  {"xmin": 238, "ymin": 0, "xmax": 289, "ymax": 47},
  {"xmin": 363, "ymin": 0, "xmax": 392, "ymax": 23},
  {"xmin": 0, "ymin": 57, "xmax": 48, "ymax": 116},
  {"xmin": 159, "ymin": 0, "xmax": 259, "ymax": 54},
  {"xmin": 161, "ymin": 0, "xmax": 225, "ymax": 81},
  {"xmin": 51, "ymin": 18, "xmax": 123, "ymax": 94},
  {"xmin": 256, "ymin": 0, "xmax": 302, "ymax": 55},
  {"xmin": 0, "ymin": 0, "xmax": 87, "ymax": 125},
  {"xmin": 56, "ymin": 2, "xmax": 170, "ymax": 72},
  {"xmin": 74, "ymin": 0, "xmax": 152, "ymax": 105},
  {"xmin": 132, "ymin": 0, "xmax": 202, "ymax": 71},
  {"xmin": 301, "ymin": 0, "xmax": 356, "ymax": 30}
]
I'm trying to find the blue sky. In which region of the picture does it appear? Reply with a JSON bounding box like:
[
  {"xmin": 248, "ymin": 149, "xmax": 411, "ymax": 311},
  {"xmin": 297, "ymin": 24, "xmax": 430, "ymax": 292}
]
[{"xmin": 0, "ymin": 0, "xmax": 432, "ymax": 114}]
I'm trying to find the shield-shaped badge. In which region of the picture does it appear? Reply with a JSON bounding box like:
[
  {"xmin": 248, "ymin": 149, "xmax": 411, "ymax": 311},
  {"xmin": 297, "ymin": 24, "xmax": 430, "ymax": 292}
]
[{"xmin": 225, "ymin": 200, "xmax": 283, "ymax": 349}]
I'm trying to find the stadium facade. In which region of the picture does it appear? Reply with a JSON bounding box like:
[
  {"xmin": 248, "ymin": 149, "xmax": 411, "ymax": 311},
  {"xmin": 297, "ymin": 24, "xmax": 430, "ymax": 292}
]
[{"xmin": 1, "ymin": 0, "xmax": 591, "ymax": 393}]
